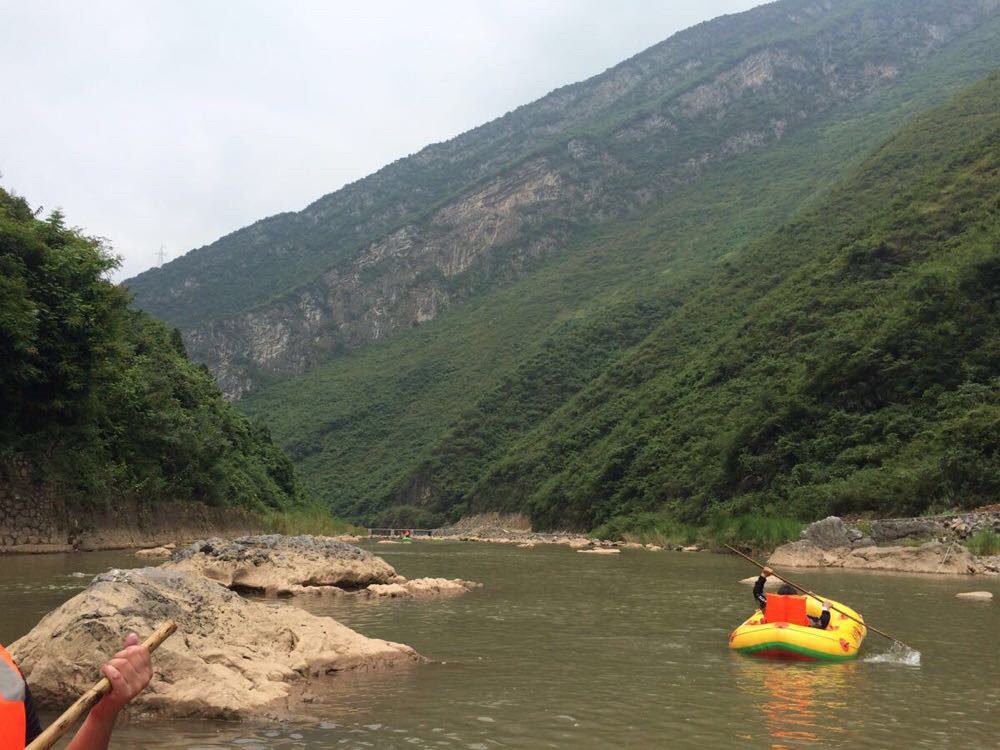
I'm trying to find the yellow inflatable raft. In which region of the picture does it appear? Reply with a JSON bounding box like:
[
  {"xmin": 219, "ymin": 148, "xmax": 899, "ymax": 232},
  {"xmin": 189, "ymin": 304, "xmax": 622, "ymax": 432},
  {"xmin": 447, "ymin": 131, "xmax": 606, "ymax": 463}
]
[{"xmin": 729, "ymin": 594, "xmax": 867, "ymax": 662}]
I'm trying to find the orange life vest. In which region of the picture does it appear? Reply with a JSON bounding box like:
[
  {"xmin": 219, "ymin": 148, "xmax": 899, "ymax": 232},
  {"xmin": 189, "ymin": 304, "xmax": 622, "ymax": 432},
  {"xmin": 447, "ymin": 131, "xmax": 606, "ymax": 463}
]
[
  {"xmin": 764, "ymin": 593, "xmax": 808, "ymax": 626},
  {"xmin": 0, "ymin": 645, "xmax": 27, "ymax": 750}
]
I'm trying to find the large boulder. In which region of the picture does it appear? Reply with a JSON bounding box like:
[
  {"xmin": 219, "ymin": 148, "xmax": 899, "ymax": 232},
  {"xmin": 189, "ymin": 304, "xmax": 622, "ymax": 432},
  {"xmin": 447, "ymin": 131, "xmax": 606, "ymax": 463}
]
[
  {"xmin": 800, "ymin": 516, "xmax": 852, "ymax": 550},
  {"xmin": 166, "ymin": 535, "xmax": 399, "ymax": 596},
  {"xmin": 10, "ymin": 567, "xmax": 423, "ymax": 719}
]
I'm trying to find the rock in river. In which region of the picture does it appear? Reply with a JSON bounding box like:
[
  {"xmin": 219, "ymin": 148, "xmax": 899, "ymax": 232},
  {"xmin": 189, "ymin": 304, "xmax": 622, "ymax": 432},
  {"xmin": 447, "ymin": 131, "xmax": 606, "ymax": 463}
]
[
  {"xmin": 166, "ymin": 535, "xmax": 399, "ymax": 596},
  {"xmin": 365, "ymin": 578, "xmax": 482, "ymax": 598},
  {"xmin": 955, "ymin": 591, "xmax": 993, "ymax": 601},
  {"xmin": 9, "ymin": 567, "xmax": 423, "ymax": 719}
]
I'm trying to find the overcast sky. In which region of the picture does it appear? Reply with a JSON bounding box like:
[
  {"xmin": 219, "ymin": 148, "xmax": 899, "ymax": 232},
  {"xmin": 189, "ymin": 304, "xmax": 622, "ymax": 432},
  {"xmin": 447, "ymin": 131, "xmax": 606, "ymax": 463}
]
[{"xmin": 1, "ymin": 0, "xmax": 762, "ymax": 280}]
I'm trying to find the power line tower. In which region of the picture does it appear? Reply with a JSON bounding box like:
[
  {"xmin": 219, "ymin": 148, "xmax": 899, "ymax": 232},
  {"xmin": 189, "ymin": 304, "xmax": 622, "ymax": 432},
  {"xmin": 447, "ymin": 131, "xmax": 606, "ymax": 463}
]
[{"xmin": 156, "ymin": 245, "xmax": 166, "ymax": 267}]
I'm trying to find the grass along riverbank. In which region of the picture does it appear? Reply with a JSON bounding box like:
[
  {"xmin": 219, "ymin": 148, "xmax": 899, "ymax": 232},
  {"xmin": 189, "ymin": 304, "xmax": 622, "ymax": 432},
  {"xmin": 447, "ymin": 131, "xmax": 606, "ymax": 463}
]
[
  {"xmin": 591, "ymin": 513, "xmax": 804, "ymax": 552},
  {"xmin": 262, "ymin": 506, "xmax": 365, "ymax": 537}
]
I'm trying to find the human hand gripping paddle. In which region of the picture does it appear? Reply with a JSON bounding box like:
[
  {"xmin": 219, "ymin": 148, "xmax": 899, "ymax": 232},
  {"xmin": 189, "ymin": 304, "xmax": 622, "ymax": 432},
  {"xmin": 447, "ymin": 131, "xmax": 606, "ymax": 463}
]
[
  {"xmin": 25, "ymin": 620, "xmax": 177, "ymax": 750},
  {"xmin": 724, "ymin": 544, "xmax": 919, "ymax": 656}
]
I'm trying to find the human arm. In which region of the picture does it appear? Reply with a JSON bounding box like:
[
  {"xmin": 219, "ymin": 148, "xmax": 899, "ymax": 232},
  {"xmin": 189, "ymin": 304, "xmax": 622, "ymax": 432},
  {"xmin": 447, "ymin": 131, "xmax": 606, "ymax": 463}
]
[
  {"xmin": 63, "ymin": 633, "xmax": 152, "ymax": 750},
  {"xmin": 753, "ymin": 567, "xmax": 772, "ymax": 610}
]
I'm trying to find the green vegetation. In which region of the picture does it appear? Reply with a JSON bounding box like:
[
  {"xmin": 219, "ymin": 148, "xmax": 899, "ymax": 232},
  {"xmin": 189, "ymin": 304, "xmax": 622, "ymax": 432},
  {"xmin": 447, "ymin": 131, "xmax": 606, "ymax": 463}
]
[
  {"xmin": 0, "ymin": 187, "xmax": 315, "ymax": 516},
  {"xmin": 965, "ymin": 530, "xmax": 1000, "ymax": 557},
  {"xmin": 472, "ymin": 74, "xmax": 1000, "ymax": 531},
  {"xmin": 592, "ymin": 513, "xmax": 700, "ymax": 548},
  {"xmin": 243, "ymin": 47, "xmax": 1000, "ymax": 535},
  {"xmin": 591, "ymin": 512, "xmax": 802, "ymax": 550},
  {"xmin": 261, "ymin": 506, "xmax": 364, "ymax": 536}
]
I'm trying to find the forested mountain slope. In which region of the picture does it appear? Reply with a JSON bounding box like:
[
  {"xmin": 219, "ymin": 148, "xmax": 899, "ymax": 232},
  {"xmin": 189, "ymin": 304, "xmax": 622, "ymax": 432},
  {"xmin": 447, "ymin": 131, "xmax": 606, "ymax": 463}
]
[
  {"xmin": 128, "ymin": 0, "xmax": 1000, "ymax": 399},
  {"xmin": 0, "ymin": 188, "xmax": 310, "ymax": 516},
  {"xmin": 443, "ymin": 73, "xmax": 1000, "ymax": 531},
  {"xmin": 242, "ymin": 29, "xmax": 1000, "ymax": 528}
]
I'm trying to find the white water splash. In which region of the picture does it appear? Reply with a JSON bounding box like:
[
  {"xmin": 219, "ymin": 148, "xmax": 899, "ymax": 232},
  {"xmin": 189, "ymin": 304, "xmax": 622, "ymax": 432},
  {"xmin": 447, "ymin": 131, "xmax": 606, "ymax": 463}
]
[{"xmin": 864, "ymin": 642, "xmax": 921, "ymax": 666}]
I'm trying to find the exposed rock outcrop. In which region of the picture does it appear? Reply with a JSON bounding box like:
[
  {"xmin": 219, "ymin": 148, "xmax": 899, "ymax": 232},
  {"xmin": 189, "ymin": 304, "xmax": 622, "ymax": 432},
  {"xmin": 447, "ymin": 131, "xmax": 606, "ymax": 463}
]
[
  {"xmin": 125, "ymin": 4, "xmax": 997, "ymax": 400},
  {"xmin": 364, "ymin": 578, "xmax": 482, "ymax": 598},
  {"xmin": 166, "ymin": 535, "xmax": 483, "ymax": 599},
  {"xmin": 166, "ymin": 535, "xmax": 398, "ymax": 596},
  {"xmin": 769, "ymin": 540, "xmax": 976, "ymax": 575},
  {"xmin": 800, "ymin": 516, "xmax": 853, "ymax": 550},
  {"xmin": 9, "ymin": 567, "xmax": 423, "ymax": 719},
  {"xmin": 134, "ymin": 545, "xmax": 173, "ymax": 559}
]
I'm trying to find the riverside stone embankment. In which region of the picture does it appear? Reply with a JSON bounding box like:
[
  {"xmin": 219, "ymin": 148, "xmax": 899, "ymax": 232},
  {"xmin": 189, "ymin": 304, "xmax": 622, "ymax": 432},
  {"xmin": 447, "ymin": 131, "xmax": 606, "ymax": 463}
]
[{"xmin": 0, "ymin": 457, "xmax": 262, "ymax": 553}]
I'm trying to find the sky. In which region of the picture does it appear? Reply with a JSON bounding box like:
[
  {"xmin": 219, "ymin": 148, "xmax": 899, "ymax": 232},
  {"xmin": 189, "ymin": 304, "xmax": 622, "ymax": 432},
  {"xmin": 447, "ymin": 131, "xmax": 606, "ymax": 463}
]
[{"xmin": 1, "ymin": 0, "xmax": 763, "ymax": 280}]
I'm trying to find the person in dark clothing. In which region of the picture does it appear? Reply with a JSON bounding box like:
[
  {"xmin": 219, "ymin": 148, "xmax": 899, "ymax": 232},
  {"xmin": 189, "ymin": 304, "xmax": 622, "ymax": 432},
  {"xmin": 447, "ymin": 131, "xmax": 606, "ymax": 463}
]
[{"xmin": 753, "ymin": 566, "xmax": 832, "ymax": 629}]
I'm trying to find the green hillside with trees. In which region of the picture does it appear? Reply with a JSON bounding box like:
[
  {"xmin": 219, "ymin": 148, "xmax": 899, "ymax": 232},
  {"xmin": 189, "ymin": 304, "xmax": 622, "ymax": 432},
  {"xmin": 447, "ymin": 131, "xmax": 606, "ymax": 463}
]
[
  {"xmin": 242, "ymin": 47, "xmax": 1000, "ymax": 535},
  {"xmin": 0, "ymin": 187, "xmax": 318, "ymax": 520},
  {"xmin": 468, "ymin": 73, "xmax": 1000, "ymax": 537}
]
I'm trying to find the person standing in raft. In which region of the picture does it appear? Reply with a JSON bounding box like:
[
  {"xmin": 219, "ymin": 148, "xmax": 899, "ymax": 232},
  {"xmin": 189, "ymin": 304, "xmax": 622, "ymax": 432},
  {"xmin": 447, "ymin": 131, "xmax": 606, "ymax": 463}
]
[
  {"xmin": 0, "ymin": 633, "xmax": 153, "ymax": 750},
  {"xmin": 754, "ymin": 567, "xmax": 832, "ymax": 629}
]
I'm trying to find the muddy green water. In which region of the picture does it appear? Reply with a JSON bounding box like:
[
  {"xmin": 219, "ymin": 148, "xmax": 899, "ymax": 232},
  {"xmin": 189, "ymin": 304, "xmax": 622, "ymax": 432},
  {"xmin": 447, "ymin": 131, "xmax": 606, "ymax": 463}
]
[{"xmin": 2, "ymin": 542, "xmax": 998, "ymax": 749}]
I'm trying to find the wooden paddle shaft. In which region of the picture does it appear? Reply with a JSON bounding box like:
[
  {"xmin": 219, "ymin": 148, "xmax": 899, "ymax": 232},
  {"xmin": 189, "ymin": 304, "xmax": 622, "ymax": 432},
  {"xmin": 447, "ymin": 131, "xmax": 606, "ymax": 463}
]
[
  {"xmin": 724, "ymin": 544, "xmax": 916, "ymax": 651},
  {"xmin": 25, "ymin": 620, "xmax": 177, "ymax": 750}
]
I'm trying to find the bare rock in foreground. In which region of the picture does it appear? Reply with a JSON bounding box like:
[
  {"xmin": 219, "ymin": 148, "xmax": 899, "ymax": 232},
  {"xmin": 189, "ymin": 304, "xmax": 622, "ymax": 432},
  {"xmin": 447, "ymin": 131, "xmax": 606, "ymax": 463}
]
[
  {"xmin": 166, "ymin": 535, "xmax": 399, "ymax": 596},
  {"xmin": 10, "ymin": 567, "xmax": 423, "ymax": 720}
]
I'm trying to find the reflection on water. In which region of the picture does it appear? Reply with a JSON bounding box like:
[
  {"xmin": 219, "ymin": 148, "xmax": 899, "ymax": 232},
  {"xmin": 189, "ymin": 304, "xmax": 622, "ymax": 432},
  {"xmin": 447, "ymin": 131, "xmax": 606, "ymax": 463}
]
[
  {"xmin": 3, "ymin": 543, "xmax": 999, "ymax": 748},
  {"xmin": 732, "ymin": 659, "xmax": 855, "ymax": 748}
]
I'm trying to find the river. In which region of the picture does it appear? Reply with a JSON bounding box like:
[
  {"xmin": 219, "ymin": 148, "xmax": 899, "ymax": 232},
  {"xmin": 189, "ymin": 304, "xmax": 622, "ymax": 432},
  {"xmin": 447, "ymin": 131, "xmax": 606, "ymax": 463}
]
[{"xmin": 2, "ymin": 542, "xmax": 998, "ymax": 748}]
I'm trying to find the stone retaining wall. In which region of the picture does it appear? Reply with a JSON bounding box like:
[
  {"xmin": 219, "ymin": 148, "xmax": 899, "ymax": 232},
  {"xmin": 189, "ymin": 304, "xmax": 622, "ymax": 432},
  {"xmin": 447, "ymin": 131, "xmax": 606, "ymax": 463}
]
[
  {"xmin": 0, "ymin": 457, "xmax": 264, "ymax": 553},
  {"xmin": 864, "ymin": 511, "xmax": 1000, "ymax": 543}
]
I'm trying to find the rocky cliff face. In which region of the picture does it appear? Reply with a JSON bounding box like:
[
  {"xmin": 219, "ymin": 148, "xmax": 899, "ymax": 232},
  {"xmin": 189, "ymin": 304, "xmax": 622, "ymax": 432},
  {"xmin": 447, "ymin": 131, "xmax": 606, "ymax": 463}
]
[{"xmin": 126, "ymin": 0, "xmax": 1000, "ymax": 399}]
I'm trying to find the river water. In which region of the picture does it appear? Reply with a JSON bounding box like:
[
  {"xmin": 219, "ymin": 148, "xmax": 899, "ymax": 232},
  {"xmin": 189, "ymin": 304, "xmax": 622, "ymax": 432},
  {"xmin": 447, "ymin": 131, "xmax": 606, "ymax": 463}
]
[{"xmin": 2, "ymin": 542, "xmax": 998, "ymax": 748}]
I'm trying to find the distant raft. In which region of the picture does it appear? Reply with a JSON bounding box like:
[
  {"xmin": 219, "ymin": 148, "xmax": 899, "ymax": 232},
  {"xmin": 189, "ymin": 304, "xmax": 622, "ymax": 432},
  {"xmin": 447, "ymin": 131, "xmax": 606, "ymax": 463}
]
[{"xmin": 729, "ymin": 594, "xmax": 867, "ymax": 662}]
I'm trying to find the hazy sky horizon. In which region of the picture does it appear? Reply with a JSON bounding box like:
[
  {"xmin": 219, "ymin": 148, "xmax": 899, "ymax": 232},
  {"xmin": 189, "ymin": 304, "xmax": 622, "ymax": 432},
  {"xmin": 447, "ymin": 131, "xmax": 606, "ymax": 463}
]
[{"xmin": 2, "ymin": 0, "xmax": 763, "ymax": 280}]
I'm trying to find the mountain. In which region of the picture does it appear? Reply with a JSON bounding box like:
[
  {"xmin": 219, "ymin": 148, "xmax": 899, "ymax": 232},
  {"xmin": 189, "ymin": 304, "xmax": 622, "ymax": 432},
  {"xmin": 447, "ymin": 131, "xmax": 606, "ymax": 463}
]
[
  {"xmin": 124, "ymin": 0, "xmax": 1000, "ymax": 532},
  {"xmin": 409, "ymin": 73, "xmax": 1000, "ymax": 532},
  {"xmin": 128, "ymin": 0, "xmax": 1000, "ymax": 400},
  {"xmin": 242, "ymin": 66, "xmax": 1000, "ymax": 531},
  {"xmin": 0, "ymin": 187, "xmax": 311, "ymax": 518}
]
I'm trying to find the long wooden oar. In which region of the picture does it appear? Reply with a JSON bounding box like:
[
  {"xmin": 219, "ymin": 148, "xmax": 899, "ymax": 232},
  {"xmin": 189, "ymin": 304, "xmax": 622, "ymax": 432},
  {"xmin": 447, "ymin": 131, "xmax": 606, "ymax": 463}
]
[
  {"xmin": 724, "ymin": 544, "xmax": 917, "ymax": 653},
  {"xmin": 26, "ymin": 620, "xmax": 177, "ymax": 750}
]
